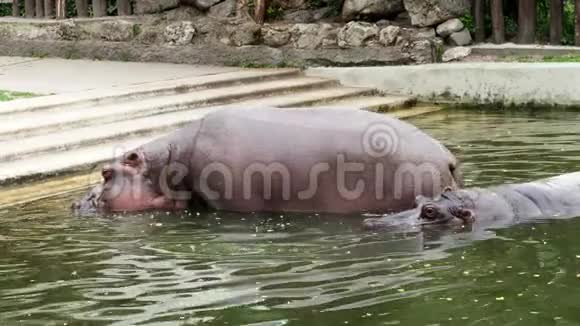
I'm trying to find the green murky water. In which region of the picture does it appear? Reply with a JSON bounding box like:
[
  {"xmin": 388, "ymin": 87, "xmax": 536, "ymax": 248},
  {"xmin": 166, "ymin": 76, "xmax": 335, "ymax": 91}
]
[{"xmin": 2, "ymin": 108, "xmax": 580, "ymax": 326}]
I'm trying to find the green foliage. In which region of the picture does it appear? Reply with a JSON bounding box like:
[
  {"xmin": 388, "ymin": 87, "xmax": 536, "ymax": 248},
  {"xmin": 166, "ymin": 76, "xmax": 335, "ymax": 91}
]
[
  {"xmin": 0, "ymin": 90, "xmax": 37, "ymax": 102},
  {"xmin": 462, "ymin": 0, "xmax": 577, "ymax": 44},
  {"xmin": 459, "ymin": 14, "xmax": 475, "ymax": 33},
  {"xmin": 0, "ymin": 3, "xmax": 10, "ymax": 16},
  {"xmin": 265, "ymin": 4, "xmax": 284, "ymax": 21},
  {"xmin": 542, "ymin": 54, "xmax": 580, "ymax": 62}
]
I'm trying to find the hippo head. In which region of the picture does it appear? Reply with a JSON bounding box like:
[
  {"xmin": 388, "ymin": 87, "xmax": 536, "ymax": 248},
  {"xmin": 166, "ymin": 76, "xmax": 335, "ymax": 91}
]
[
  {"xmin": 72, "ymin": 151, "xmax": 186, "ymax": 216},
  {"xmin": 363, "ymin": 189, "xmax": 476, "ymax": 231}
]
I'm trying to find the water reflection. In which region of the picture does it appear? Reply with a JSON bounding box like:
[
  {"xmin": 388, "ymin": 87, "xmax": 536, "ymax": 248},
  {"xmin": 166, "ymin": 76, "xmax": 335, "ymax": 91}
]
[{"xmin": 2, "ymin": 108, "xmax": 580, "ymax": 325}]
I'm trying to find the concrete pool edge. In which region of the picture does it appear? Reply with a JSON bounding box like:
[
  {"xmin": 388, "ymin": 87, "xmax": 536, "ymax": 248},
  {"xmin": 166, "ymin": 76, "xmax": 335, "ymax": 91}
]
[{"xmin": 306, "ymin": 63, "xmax": 580, "ymax": 107}]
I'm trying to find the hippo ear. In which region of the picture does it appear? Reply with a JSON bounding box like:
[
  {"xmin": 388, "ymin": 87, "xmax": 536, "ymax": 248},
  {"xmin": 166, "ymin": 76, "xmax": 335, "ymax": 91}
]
[
  {"xmin": 443, "ymin": 186, "xmax": 453, "ymax": 193},
  {"xmin": 459, "ymin": 209, "xmax": 475, "ymax": 224},
  {"xmin": 123, "ymin": 151, "xmax": 145, "ymax": 169}
]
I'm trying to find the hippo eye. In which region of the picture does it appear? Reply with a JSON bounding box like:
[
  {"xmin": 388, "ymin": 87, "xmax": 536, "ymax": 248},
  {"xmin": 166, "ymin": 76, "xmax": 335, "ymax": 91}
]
[{"xmin": 421, "ymin": 205, "xmax": 438, "ymax": 220}]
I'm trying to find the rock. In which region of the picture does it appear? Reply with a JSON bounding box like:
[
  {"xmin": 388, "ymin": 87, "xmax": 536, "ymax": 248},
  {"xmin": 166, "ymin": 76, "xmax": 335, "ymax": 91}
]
[
  {"xmin": 284, "ymin": 9, "xmax": 314, "ymax": 23},
  {"xmin": 442, "ymin": 46, "xmax": 471, "ymax": 62},
  {"xmin": 272, "ymin": 0, "xmax": 307, "ymax": 9},
  {"xmin": 403, "ymin": 0, "xmax": 471, "ymax": 27},
  {"xmin": 135, "ymin": 0, "xmax": 179, "ymax": 14},
  {"xmin": 414, "ymin": 27, "xmax": 436, "ymax": 39},
  {"xmin": 394, "ymin": 27, "xmax": 437, "ymax": 46},
  {"xmin": 342, "ymin": 0, "xmax": 404, "ymax": 21},
  {"xmin": 98, "ymin": 20, "xmax": 136, "ymax": 42},
  {"xmin": 166, "ymin": 6, "xmax": 203, "ymax": 20},
  {"xmin": 262, "ymin": 25, "xmax": 291, "ymax": 47},
  {"xmin": 191, "ymin": 0, "xmax": 224, "ymax": 10},
  {"xmin": 164, "ymin": 21, "xmax": 196, "ymax": 45},
  {"xmin": 57, "ymin": 20, "xmax": 79, "ymax": 41},
  {"xmin": 290, "ymin": 23, "xmax": 338, "ymax": 49},
  {"xmin": 448, "ymin": 28, "xmax": 472, "ymax": 46},
  {"xmin": 230, "ymin": 23, "xmax": 261, "ymax": 46},
  {"xmin": 408, "ymin": 39, "xmax": 435, "ymax": 64},
  {"xmin": 208, "ymin": 0, "xmax": 236, "ymax": 17},
  {"xmin": 436, "ymin": 18, "xmax": 464, "ymax": 37},
  {"xmin": 337, "ymin": 21, "xmax": 379, "ymax": 48},
  {"xmin": 379, "ymin": 25, "xmax": 400, "ymax": 46}
]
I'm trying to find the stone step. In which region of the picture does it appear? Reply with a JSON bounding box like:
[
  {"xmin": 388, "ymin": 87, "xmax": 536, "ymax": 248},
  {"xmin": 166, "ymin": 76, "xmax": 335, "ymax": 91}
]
[
  {"xmin": 0, "ymin": 105, "xmax": 442, "ymax": 185},
  {"xmin": 0, "ymin": 76, "xmax": 337, "ymax": 139},
  {"xmin": 389, "ymin": 106, "xmax": 444, "ymax": 119},
  {"xmin": 0, "ymin": 135, "xmax": 159, "ymax": 184},
  {"xmin": 0, "ymin": 91, "xmax": 390, "ymax": 163},
  {"xmin": 310, "ymin": 95, "xmax": 415, "ymax": 111},
  {"xmin": 0, "ymin": 68, "xmax": 301, "ymax": 115},
  {"xmin": 239, "ymin": 87, "xmax": 375, "ymax": 107}
]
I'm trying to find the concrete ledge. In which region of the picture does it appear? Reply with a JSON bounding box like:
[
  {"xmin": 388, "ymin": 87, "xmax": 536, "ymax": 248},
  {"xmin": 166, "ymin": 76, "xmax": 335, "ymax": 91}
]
[
  {"xmin": 307, "ymin": 62, "xmax": 580, "ymax": 105},
  {"xmin": 470, "ymin": 43, "xmax": 580, "ymax": 57}
]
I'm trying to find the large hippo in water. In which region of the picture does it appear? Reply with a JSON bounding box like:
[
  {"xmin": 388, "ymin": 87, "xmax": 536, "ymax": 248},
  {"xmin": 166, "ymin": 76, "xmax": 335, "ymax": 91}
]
[
  {"xmin": 74, "ymin": 107, "xmax": 462, "ymax": 215},
  {"xmin": 364, "ymin": 172, "xmax": 580, "ymax": 231}
]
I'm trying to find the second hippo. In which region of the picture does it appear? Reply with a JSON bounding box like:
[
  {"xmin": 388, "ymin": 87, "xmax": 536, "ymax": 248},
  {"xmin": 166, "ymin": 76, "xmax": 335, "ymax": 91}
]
[{"xmin": 364, "ymin": 172, "xmax": 580, "ymax": 231}]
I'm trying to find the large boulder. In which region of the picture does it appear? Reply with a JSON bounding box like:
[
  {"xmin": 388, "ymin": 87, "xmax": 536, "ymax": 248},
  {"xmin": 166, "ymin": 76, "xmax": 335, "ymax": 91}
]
[
  {"xmin": 342, "ymin": 0, "xmax": 404, "ymax": 21},
  {"xmin": 337, "ymin": 21, "xmax": 379, "ymax": 48},
  {"xmin": 135, "ymin": 0, "xmax": 179, "ymax": 14},
  {"xmin": 403, "ymin": 0, "xmax": 471, "ymax": 27},
  {"xmin": 262, "ymin": 25, "xmax": 291, "ymax": 47},
  {"xmin": 208, "ymin": 0, "xmax": 236, "ymax": 17},
  {"xmin": 436, "ymin": 18, "xmax": 464, "ymax": 37},
  {"xmin": 448, "ymin": 29, "xmax": 472, "ymax": 45},
  {"xmin": 164, "ymin": 21, "xmax": 196, "ymax": 45},
  {"xmin": 379, "ymin": 25, "xmax": 400, "ymax": 46},
  {"xmin": 185, "ymin": 0, "xmax": 223, "ymax": 10},
  {"xmin": 442, "ymin": 46, "xmax": 471, "ymax": 62},
  {"xmin": 290, "ymin": 23, "xmax": 338, "ymax": 49}
]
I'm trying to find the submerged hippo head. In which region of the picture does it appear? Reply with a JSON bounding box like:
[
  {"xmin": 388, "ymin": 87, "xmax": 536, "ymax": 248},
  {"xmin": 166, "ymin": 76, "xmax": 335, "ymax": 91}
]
[
  {"xmin": 72, "ymin": 151, "xmax": 187, "ymax": 216},
  {"xmin": 363, "ymin": 189, "xmax": 476, "ymax": 231}
]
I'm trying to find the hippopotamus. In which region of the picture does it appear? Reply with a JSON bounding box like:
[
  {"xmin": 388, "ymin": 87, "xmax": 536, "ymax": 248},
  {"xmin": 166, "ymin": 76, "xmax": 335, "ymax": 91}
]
[
  {"xmin": 363, "ymin": 172, "xmax": 580, "ymax": 231},
  {"xmin": 73, "ymin": 107, "xmax": 462, "ymax": 215}
]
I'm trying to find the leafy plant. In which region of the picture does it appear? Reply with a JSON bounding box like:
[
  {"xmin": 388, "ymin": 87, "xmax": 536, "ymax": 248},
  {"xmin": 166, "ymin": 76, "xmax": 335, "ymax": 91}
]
[{"xmin": 265, "ymin": 4, "xmax": 284, "ymax": 21}]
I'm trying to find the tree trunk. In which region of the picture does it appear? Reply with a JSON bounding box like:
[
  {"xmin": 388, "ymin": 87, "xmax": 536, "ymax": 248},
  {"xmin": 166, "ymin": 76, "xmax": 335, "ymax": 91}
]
[
  {"xmin": 35, "ymin": 0, "xmax": 44, "ymax": 17},
  {"xmin": 12, "ymin": 0, "xmax": 20, "ymax": 17},
  {"xmin": 24, "ymin": 0, "xmax": 34, "ymax": 17},
  {"xmin": 490, "ymin": 0, "xmax": 505, "ymax": 43},
  {"xmin": 55, "ymin": 0, "xmax": 65, "ymax": 18},
  {"xmin": 44, "ymin": 0, "xmax": 53, "ymax": 17},
  {"xmin": 518, "ymin": 0, "xmax": 536, "ymax": 43},
  {"xmin": 576, "ymin": 0, "xmax": 580, "ymax": 45},
  {"xmin": 550, "ymin": 0, "xmax": 563, "ymax": 44},
  {"xmin": 75, "ymin": 0, "xmax": 88, "ymax": 17},
  {"xmin": 118, "ymin": 0, "xmax": 131, "ymax": 15},
  {"xmin": 92, "ymin": 0, "xmax": 107, "ymax": 17},
  {"xmin": 474, "ymin": 0, "xmax": 485, "ymax": 42},
  {"xmin": 254, "ymin": 0, "xmax": 266, "ymax": 24}
]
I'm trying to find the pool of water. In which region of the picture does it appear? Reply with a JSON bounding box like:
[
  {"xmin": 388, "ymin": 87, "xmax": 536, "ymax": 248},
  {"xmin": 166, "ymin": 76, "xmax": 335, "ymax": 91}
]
[{"xmin": 2, "ymin": 108, "xmax": 580, "ymax": 326}]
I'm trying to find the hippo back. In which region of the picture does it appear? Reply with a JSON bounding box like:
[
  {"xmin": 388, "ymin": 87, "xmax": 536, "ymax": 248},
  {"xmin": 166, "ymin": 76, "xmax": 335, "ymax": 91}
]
[{"xmin": 189, "ymin": 107, "xmax": 460, "ymax": 213}]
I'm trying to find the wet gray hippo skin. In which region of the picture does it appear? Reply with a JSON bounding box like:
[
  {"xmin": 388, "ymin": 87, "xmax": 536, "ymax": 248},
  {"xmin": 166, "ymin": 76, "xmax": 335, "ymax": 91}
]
[
  {"xmin": 74, "ymin": 107, "xmax": 462, "ymax": 215},
  {"xmin": 364, "ymin": 172, "xmax": 580, "ymax": 231}
]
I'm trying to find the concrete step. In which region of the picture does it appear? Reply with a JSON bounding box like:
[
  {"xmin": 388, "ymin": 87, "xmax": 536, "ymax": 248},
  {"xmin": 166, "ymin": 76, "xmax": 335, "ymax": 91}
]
[
  {"xmin": 0, "ymin": 105, "xmax": 442, "ymax": 183},
  {"xmin": 0, "ymin": 76, "xmax": 337, "ymax": 139},
  {"xmin": 389, "ymin": 106, "xmax": 443, "ymax": 119},
  {"xmin": 0, "ymin": 108, "xmax": 211, "ymax": 162},
  {"xmin": 0, "ymin": 134, "xmax": 160, "ymax": 184},
  {"xmin": 311, "ymin": 95, "xmax": 415, "ymax": 111},
  {"xmin": 0, "ymin": 68, "xmax": 301, "ymax": 115},
  {"xmin": 240, "ymin": 87, "xmax": 375, "ymax": 107},
  {"xmin": 0, "ymin": 92, "xmax": 397, "ymax": 162}
]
